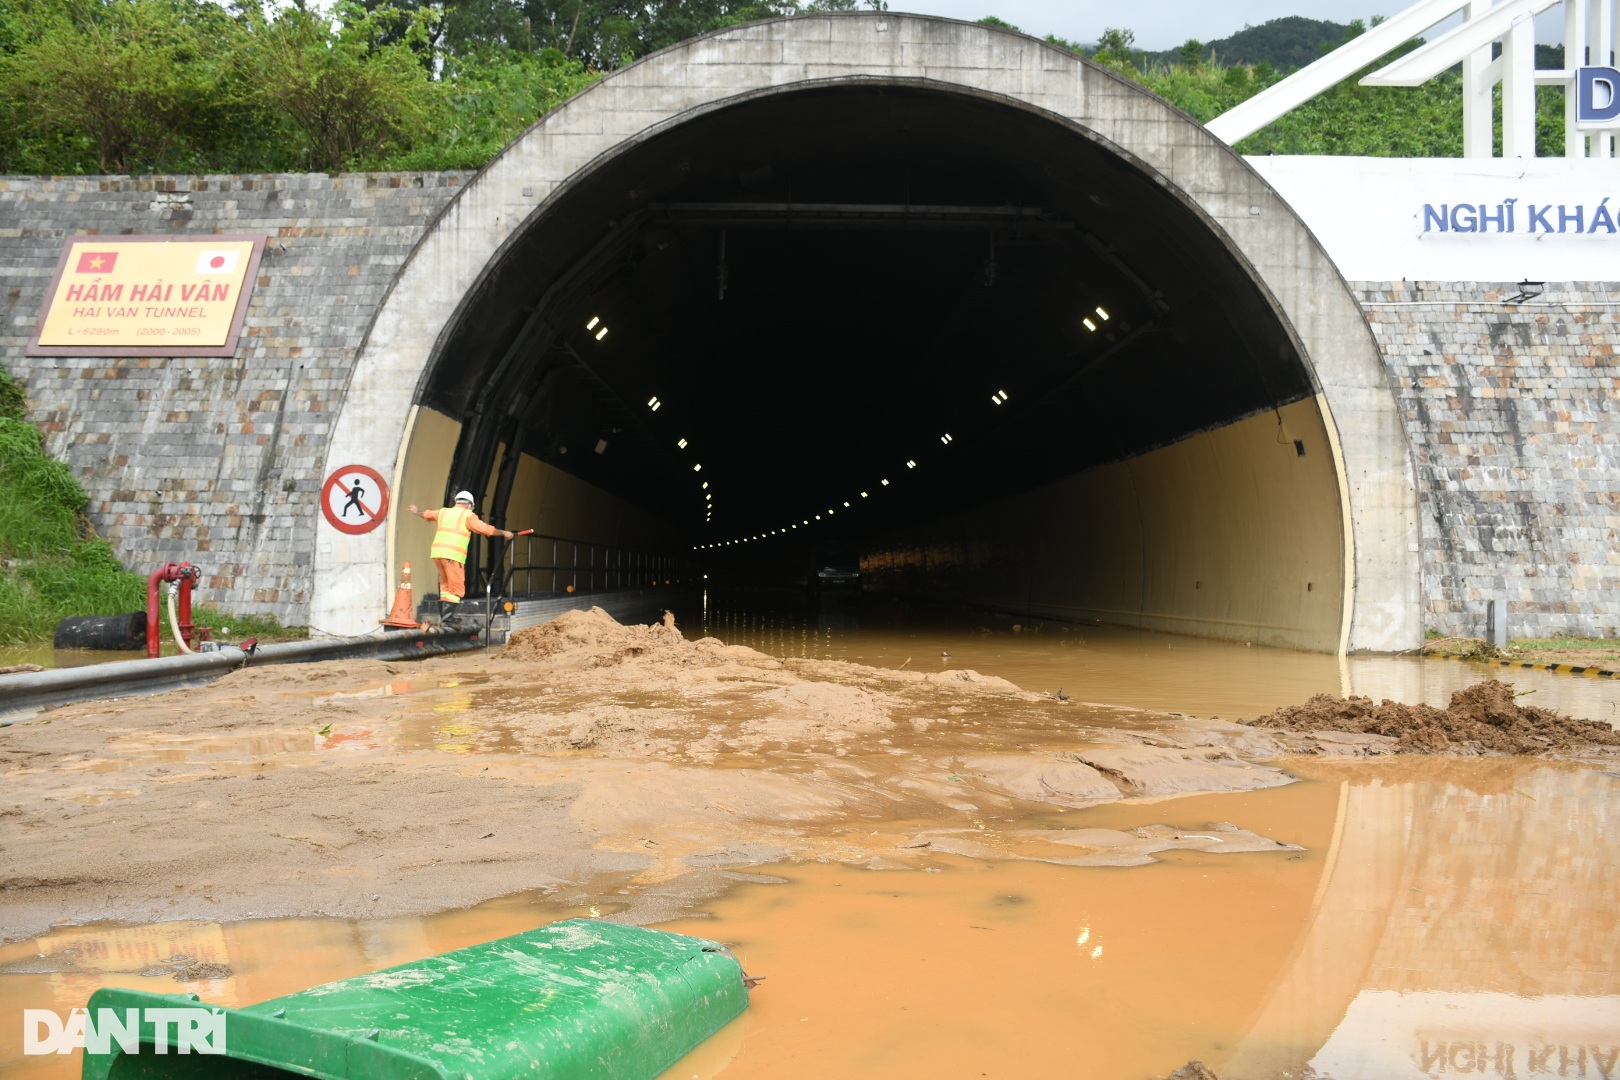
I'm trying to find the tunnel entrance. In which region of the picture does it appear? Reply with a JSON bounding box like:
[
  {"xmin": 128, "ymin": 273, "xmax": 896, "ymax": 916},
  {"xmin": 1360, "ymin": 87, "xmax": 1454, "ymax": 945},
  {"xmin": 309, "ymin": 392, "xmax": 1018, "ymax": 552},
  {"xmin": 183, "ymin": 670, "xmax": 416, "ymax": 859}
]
[
  {"xmin": 317, "ymin": 16, "xmax": 1418, "ymax": 651},
  {"xmin": 407, "ymin": 85, "xmax": 1342, "ymax": 649}
]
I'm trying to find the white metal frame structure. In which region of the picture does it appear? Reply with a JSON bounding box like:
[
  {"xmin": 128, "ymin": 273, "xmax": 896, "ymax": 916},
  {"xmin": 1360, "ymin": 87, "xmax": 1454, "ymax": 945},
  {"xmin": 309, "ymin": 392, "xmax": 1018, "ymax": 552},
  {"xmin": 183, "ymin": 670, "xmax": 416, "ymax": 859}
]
[{"xmin": 1207, "ymin": 0, "xmax": 1619, "ymax": 158}]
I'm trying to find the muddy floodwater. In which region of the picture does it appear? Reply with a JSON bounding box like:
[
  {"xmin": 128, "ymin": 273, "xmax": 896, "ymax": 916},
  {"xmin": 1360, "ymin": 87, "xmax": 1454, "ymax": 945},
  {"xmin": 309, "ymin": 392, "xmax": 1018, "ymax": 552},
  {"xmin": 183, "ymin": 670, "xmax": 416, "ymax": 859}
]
[
  {"xmin": 2, "ymin": 592, "xmax": 1617, "ymax": 1079},
  {"xmin": 677, "ymin": 591, "xmax": 1620, "ymax": 724},
  {"xmin": 4, "ymin": 759, "xmax": 1617, "ymax": 1079}
]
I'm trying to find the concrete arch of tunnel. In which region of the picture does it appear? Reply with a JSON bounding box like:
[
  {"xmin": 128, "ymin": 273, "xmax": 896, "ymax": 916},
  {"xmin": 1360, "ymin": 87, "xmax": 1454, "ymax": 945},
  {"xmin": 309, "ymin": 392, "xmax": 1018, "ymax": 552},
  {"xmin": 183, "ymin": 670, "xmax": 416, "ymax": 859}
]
[{"xmin": 317, "ymin": 14, "xmax": 1421, "ymax": 653}]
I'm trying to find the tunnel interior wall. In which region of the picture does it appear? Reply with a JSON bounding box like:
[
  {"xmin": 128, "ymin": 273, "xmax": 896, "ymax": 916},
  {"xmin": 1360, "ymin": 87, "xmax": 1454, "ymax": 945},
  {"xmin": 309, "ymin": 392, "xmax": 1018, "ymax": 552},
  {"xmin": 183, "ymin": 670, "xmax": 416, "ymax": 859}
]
[
  {"xmin": 394, "ymin": 407, "xmax": 682, "ymax": 596},
  {"xmin": 862, "ymin": 399, "xmax": 1346, "ymax": 651}
]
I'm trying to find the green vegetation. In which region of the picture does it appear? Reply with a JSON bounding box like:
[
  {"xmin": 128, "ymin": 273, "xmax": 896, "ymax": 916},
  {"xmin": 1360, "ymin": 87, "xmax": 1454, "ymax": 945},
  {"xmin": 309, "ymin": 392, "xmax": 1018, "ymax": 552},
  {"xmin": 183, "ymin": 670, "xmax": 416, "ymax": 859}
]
[
  {"xmin": 192, "ymin": 606, "xmax": 308, "ymax": 642},
  {"xmin": 0, "ymin": 0, "xmax": 879, "ymax": 174},
  {"xmin": 1071, "ymin": 20, "xmax": 1568, "ymax": 158},
  {"xmin": 0, "ymin": 365, "xmax": 305, "ymax": 646},
  {"xmin": 1152, "ymin": 16, "xmax": 1351, "ymax": 70},
  {"xmin": 0, "ymin": 4, "xmax": 1577, "ymax": 173},
  {"xmin": 0, "ymin": 365, "xmax": 146, "ymax": 645}
]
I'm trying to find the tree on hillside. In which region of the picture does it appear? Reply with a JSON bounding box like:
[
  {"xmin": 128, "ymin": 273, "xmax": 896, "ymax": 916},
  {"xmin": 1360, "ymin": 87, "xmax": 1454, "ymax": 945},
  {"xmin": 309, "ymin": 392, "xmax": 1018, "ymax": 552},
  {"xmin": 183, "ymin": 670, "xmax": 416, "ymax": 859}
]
[
  {"xmin": 247, "ymin": 2, "xmax": 433, "ymax": 171},
  {"xmin": 1, "ymin": 0, "xmax": 242, "ymax": 173}
]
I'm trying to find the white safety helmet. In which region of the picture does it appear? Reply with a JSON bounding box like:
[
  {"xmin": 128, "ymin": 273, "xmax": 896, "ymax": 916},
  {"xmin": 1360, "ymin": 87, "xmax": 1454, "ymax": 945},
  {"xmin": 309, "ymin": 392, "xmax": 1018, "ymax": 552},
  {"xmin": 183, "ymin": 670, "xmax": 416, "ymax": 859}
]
[{"xmin": 454, "ymin": 490, "xmax": 475, "ymax": 506}]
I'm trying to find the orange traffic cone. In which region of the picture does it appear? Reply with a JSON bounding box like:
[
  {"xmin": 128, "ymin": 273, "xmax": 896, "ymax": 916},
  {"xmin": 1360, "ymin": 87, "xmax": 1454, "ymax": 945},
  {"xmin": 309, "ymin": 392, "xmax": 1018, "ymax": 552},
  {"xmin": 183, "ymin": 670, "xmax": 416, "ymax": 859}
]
[{"xmin": 383, "ymin": 561, "xmax": 419, "ymax": 628}]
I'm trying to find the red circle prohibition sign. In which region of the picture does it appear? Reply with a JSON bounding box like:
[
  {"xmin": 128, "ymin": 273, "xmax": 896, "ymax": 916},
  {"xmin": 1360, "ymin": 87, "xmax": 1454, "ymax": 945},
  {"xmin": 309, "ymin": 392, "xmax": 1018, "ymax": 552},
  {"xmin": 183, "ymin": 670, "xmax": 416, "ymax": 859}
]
[{"xmin": 321, "ymin": 465, "xmax": 390, "ymax": 535}]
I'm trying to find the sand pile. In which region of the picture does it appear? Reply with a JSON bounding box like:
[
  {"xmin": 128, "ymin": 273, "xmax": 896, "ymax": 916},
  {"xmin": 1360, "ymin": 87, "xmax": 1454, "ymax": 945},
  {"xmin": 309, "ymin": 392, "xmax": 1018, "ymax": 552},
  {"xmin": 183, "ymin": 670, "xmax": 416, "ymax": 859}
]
[
  {"xmin": 1244, "ymin": 679, "xmax": 1620, "ymax": 755},
  {"xmin": 500, "ymin": 607, "xmax": 693, "ymax": 666}
]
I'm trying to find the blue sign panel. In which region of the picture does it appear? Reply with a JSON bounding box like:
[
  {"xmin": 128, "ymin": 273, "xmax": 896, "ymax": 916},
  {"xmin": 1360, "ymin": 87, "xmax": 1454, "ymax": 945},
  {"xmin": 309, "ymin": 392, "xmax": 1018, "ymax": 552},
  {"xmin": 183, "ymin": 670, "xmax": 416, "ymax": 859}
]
[{"xmin": 1577, "ymin": 66, "xmax": 1620, "ymax": 126}]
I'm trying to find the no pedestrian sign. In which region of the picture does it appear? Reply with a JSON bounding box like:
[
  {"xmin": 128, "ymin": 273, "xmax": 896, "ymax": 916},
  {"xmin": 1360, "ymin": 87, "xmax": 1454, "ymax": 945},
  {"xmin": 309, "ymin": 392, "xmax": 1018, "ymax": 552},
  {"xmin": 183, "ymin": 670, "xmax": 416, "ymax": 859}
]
[{"xmin": 321, "ymin": 465, "xmax": 389, "ymax": 535}]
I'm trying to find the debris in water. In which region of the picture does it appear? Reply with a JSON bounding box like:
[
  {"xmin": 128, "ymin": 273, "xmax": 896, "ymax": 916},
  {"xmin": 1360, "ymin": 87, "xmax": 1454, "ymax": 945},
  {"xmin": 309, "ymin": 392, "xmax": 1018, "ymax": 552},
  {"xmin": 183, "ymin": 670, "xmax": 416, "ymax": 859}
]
[
  {"xmin": 1243, "ymin": 679, "xmax": 1620, "ymax": 756},
  {"xmin": 1163, "ymin": 1062, "xmax": 1220, "ymax": 1080},
  {"xmin": 171, "ymin": 962, "xmax": 232, "ymax": 981}
]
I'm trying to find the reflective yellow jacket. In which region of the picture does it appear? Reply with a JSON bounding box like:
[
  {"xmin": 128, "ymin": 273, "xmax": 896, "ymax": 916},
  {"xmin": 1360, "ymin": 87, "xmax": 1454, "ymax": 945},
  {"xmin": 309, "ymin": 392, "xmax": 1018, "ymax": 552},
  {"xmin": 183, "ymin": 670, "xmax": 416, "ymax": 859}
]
[{"xmin": 424, "ymin": 505, "xmax": 497, "ymax": 562}]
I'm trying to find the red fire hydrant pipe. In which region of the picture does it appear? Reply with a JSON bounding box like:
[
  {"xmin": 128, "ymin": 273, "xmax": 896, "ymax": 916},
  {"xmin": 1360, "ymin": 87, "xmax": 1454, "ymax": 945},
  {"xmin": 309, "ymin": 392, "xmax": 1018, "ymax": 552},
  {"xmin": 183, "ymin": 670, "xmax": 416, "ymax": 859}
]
[
  {"xmin": 146, "ymin": 562, "xmax": 199, "ymax": 659},
  {"xmin": 146, "ymin": 565, "xmax": 172, "ymax": 659}
]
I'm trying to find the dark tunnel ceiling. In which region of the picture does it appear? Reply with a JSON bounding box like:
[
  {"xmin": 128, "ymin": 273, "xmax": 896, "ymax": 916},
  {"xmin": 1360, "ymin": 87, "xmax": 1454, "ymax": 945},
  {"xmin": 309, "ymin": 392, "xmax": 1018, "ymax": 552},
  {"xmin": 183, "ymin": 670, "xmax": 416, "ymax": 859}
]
[{"xmin": 422, "ymin": 84, "xmax": 1319, "ymax": 543}]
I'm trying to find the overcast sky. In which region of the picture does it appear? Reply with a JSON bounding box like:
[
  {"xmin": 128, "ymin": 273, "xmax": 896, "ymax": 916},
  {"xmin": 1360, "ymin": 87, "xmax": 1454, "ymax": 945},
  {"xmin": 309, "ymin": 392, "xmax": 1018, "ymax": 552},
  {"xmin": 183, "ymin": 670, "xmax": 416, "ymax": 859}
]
[{"xmin": 882, "ymin": 1, "xmax": 1564, "ymax": 50}]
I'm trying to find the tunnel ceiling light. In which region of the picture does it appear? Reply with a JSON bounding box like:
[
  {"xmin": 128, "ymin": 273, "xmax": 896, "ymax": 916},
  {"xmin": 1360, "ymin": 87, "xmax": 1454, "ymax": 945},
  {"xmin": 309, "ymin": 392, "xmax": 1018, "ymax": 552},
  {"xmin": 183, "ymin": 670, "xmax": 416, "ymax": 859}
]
[
  {"xmin": 843, "ymin": 501, "xmax": 850, "ymax": 507},
  {"xmin": 701, "ymin": 481, "xmax": 708, "ymax": 489},
  {"xmin": 693, "ymin": 463, "xmax": 702, "ymax": 472},
  {"xmin": 881, "ymin": 479, "xmax": 890, "ymax": 486},
  {"xmin": 677, "ymin": 438, "xmax": 687, "ymax": 449},
  {"xmin": 594, "ymin": 439, "xmax": 608, "ymax": 454},
  {"xmin": 861, "ymin": 491, "xmax": 868, "ymax": 498},
  {"xmin": 1096, "ymin": 306, "xmax": 1110, "ymax": 321},
  {"xmin": 940, "ymin": 433, "xmax": 953, "ymax": 445},
  {"xmin": 594, "ymin": 327, "xmax": 608, "ymax": 341},
  {"xmin": 906, "ymin": 460, "xmax": 917, "ymax": 469},
  {"xmin": 648, "ymin": 396, "xmax": 662, "ymax": 411},
  {"xmin": 586, "ymin": 316, "xmax": 600, "ymax": 330},
  {"xmin": 1083, "ymin": 318, "xmax": 1097, "ymax": 332},
  {"xmin": 992, "ymin": 389, "xmax": 1009, "ymax": 405},
  {"xmin": 705, "ymin": 492, "xmax": 711, "ymax": 500},
  {"xmin": 815, "ymin": 515, "xmax": 821, "ymax": 520}
]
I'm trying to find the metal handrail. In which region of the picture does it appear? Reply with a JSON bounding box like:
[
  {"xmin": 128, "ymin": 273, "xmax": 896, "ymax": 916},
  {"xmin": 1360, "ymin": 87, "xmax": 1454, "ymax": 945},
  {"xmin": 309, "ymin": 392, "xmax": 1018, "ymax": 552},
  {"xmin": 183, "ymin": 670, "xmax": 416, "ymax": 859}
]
[{"xmin": 475, "ymin": 532, "xmax": 691, "ymax": 601}]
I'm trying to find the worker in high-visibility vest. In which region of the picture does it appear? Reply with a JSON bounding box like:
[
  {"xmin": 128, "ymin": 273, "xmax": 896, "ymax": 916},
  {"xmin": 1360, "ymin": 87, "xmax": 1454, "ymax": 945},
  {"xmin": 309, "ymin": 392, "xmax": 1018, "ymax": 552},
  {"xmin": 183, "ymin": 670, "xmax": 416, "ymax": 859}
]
[{"xmin": 407, "ymin": 491, "xmax": 513, "ymax": 626}]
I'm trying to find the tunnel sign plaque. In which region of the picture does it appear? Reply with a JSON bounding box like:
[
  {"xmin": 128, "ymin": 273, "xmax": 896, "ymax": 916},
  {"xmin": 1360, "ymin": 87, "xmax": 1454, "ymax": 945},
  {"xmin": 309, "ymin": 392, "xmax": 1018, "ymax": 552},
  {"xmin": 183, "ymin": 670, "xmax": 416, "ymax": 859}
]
[
  {"xmin": 27, "ymin": 235, "xmax": 265, "ymax": 357},
  {"xmin": 321, "ymin": 465, "xmax": 389, "ymax": 535}
]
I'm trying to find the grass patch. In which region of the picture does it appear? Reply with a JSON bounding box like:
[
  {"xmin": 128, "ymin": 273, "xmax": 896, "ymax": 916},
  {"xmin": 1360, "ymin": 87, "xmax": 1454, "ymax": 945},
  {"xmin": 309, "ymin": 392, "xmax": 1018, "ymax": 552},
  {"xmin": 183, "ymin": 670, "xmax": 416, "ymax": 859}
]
[
  {"xmin": 1509, "ymin": 637, "xmax": 1618, "ymax": 651},
  {"xmin": 193, "ymin": 606, "xmax": 308, "ymax": 643}
]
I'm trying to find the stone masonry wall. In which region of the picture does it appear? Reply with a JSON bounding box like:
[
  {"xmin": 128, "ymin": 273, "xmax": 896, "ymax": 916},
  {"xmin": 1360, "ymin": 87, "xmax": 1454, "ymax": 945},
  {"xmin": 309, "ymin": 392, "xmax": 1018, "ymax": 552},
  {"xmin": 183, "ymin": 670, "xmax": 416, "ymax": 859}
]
[
  {"xmin": 1, "ymin": 173, "xmax": 472, "ymax": 625},
  {"xmin": 1357, "ymin": 281, "xmax": 1620, "ymax": 640}
]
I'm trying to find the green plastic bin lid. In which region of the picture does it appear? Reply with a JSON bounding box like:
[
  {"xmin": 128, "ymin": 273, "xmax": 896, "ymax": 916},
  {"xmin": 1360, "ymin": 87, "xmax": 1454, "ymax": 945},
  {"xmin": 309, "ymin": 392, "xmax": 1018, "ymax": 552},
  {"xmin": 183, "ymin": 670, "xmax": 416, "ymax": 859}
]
[{"xmin": 81, "ymin": 918, "xmax": 750, "ymax": 1080}]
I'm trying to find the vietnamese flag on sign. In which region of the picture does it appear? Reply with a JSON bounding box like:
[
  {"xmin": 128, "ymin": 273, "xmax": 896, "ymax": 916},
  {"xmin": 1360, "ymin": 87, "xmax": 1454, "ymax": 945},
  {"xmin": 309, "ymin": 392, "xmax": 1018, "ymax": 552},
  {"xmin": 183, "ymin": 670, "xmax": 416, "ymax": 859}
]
[{"xmin": 75, "ymin": 251, "xmax": 118, "ymax": 273}]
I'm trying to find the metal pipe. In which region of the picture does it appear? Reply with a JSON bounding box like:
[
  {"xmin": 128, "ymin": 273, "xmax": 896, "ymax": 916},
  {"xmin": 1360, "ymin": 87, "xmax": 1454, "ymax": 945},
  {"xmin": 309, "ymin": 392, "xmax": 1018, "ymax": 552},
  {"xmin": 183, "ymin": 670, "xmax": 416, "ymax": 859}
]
[
  {"xmin": 2, "ymin": 627, "xmax": 484, "ymax": 722},
  {"xmin": 166, "ymin": 582, "xmax": 194, "ymax": 655}
]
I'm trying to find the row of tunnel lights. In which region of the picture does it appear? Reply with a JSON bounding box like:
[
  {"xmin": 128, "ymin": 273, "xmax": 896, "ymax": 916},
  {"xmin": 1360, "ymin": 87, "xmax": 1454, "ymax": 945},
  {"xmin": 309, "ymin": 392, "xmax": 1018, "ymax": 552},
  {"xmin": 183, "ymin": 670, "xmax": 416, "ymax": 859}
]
[
  {"xmin": 666, "ymin": 382, "xmax": 1010, "ymax": 550},
  {"xmin": 589, "ymin": 305, "xmax": 1110, "ymax": 548}
]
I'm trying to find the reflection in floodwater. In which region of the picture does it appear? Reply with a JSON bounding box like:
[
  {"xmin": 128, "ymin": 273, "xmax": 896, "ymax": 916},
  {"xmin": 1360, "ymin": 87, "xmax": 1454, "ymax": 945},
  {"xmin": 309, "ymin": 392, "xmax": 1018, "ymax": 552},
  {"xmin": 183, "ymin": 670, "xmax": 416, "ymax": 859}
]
[
  {"xmin": 1310, "ymin": 991, "xmax": 1620, "ymax": 1079},
  {"xmin": 3, "ymin": 762, "xmax": 1616, "ymax": 1079},
  {"xmin": 1224, "ymin": 760, "xmax": 1620, "ymax": 1080}
]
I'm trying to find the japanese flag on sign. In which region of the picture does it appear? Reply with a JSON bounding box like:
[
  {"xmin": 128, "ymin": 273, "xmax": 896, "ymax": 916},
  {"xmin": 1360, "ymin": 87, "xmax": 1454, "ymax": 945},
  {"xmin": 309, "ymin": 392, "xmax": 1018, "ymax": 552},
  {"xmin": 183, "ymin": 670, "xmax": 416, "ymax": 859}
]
[{"xmin": 194, "ymin": 250, "xmax": 239, "ymax": 274}]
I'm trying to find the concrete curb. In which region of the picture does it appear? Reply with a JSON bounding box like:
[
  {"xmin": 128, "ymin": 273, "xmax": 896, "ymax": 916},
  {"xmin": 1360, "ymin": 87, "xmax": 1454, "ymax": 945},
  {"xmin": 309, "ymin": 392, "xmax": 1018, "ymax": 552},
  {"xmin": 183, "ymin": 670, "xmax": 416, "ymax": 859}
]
[
  {"xmin": 1423, "ymin": 652, "xmax": 1620, "ymax": 680},
  {"xmin": 0, "ymin": 627, "xmax": 485, "ymax": 723}
]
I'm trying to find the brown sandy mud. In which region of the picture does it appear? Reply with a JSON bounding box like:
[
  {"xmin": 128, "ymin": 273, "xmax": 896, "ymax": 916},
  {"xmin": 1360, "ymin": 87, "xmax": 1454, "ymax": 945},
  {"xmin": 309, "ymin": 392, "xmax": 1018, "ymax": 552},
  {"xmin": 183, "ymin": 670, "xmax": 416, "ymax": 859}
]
[
  {"xmin": 1243, "ymin": 678, "xmax": 1620, "ymax": 755},
  {"xmin": 0, "ymin": 609, "xmax": 1322, "ymax": 942}
]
